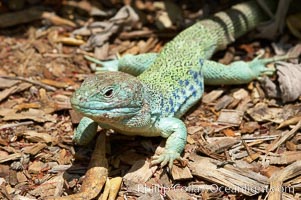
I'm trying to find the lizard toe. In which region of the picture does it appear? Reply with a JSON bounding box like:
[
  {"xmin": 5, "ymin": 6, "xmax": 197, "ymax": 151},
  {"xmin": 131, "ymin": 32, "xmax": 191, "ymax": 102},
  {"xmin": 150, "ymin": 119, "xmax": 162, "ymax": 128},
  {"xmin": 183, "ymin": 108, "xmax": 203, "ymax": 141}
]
[
  {"xmin": 151, "ymin": 155, "xmax": 164, "ymax": 166},
  {"xmin": 160, "ymin": 159, "xmax": 169, "ymax": 168},
  {"xmin": 96, "ymin": 60, "xmax": 119, "ymax": 72},
  {"xmin": 151, "ymin": 151, "xmax": 180, "ymax": 169},
  {"xmin": 260, "ymin": 68, "xmax": 275, "ymax": 76}
]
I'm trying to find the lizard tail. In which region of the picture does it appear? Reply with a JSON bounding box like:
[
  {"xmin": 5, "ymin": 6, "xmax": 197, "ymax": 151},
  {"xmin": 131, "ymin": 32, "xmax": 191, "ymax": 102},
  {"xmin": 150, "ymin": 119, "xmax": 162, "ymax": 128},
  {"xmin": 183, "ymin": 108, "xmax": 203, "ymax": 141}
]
[{"xmin": 207, "ymin": 0, "xmax": 277, "ymax": 52}]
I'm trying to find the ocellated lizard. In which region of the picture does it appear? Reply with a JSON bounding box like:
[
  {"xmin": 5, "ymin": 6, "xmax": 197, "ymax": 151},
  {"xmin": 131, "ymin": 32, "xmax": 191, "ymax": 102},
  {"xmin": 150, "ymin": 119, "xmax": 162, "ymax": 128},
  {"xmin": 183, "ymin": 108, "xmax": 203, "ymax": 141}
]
[{"xmin": 71, "ymin": 0, "xmax": 282, "ymax": 168}]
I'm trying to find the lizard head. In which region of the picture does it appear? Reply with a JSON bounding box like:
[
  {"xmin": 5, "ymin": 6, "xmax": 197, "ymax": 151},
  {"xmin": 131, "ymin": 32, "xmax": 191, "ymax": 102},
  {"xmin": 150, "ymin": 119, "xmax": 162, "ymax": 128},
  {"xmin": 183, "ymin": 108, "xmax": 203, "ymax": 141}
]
[{"xmin": 71, "ymin": 71, "xmax": 146, "ymax": 122}]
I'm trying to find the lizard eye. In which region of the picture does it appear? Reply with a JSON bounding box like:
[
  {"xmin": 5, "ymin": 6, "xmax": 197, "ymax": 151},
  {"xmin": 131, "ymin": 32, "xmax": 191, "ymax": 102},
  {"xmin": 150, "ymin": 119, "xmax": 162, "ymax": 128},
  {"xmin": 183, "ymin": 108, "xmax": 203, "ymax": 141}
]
[{"xmin": 104, "ymin": 88, "xmax": 114, "ymax": 98}]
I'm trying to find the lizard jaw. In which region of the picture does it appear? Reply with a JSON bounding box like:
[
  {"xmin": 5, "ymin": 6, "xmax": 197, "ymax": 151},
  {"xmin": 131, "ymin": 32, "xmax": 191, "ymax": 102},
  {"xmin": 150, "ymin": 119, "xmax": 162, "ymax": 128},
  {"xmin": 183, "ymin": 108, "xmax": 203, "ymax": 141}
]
[{"xmin": 71, "ymin": 104, "xmax": 141, "ymax": 119}]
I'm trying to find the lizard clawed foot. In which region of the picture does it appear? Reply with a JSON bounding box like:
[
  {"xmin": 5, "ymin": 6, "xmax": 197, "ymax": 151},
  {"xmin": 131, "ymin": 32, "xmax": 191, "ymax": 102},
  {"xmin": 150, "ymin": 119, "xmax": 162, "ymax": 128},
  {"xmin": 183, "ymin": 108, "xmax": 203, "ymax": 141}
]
[
  {"xmin": 95, "ymin": 59, "xmax": 119, "ymax": 72},
  {"xmin": 151, "ymin": 150, "xmax": 180, "ymax": 169},
  {"xmin": 259, "ymin": 67, "xmax": 275, "ymax": 76},
  {"xmin": 248, "ymin": 57, "xmax": 276, "ymax": 78},
  {"xmin": 84, "ymin": 55, "xmax": 119, "ymax": 72}
]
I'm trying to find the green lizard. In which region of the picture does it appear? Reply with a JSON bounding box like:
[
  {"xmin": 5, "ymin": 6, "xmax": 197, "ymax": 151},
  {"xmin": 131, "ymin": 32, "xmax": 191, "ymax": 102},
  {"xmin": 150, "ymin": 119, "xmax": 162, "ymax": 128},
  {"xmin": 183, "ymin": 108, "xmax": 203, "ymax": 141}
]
[{"xmin": 71, "ymin": 0, "xmax": 280, "ymax": 168}]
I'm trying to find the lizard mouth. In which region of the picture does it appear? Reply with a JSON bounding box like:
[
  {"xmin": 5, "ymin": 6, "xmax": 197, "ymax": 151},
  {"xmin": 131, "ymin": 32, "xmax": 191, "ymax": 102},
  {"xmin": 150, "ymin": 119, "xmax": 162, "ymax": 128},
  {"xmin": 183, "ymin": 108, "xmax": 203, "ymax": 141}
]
[{"xmin": 71, "ymin": 103, "xmax": 141, "ymax": 117}]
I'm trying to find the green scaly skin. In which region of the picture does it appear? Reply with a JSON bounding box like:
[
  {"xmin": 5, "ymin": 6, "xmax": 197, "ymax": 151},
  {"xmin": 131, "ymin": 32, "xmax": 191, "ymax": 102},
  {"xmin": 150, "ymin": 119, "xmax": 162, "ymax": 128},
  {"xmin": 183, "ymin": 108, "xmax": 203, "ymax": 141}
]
[{"xmin": 71, "ymin": 0, "xmax": 278, "ymax": 168}]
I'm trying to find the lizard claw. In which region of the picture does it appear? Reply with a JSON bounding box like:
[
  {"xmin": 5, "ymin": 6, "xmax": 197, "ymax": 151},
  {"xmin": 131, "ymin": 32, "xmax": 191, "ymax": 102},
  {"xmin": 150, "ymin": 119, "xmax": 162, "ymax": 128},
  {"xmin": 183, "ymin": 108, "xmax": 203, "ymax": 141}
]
[
  {"xmin": 95, "ymin": 59, "xmax": 119, "ymax": 72},
  {"xmin": 260, "ymin": 67, "xmax": 275, "ymax": 76},
  {"xmin": 84, "ymin": 55, "xmax": 119, "ymax": 72},
  {"xmin": 249, "ymin": 58, "xmax": 276, "ymax": 78},
  {"xmin": 151, "ymin": 150, "xmax": 180, "ymax": 169}
]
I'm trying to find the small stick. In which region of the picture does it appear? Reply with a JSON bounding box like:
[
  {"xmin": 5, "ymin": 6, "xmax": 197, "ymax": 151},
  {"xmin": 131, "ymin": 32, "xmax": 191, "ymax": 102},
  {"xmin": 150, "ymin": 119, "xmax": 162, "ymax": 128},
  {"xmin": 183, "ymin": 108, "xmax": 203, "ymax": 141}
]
[
  {"xmin": 0, "ymin": 121, "xmax": 34, "ymax": 130},
  {"xmin": 0, "ymin": 76, "xmax": 56, "ymax": 91},
  {"xmin": 266, "ymin": 120, "xmax": 301, "ymax": 152},
  {"xmin": 51, "ymin": 133, "xmax": 108, "ymax": 199},
  {"xmin": 267, "ymin": 160, "xmax": 301, "ymax": 200}
]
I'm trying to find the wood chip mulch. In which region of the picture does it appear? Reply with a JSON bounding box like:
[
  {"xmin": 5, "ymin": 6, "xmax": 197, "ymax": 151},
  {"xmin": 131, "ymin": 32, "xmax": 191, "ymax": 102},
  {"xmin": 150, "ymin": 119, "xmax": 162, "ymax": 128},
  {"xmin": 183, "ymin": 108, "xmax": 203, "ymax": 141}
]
[{"xmin": 0, "ymin": 0, "xmax": 301, "ymax": 199}]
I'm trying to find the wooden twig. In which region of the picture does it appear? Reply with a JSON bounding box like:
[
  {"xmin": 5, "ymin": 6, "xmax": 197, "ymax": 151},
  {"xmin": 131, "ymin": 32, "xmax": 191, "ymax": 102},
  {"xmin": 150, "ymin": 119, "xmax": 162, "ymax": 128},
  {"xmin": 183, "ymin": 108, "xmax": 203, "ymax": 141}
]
[
  {"xmin": 266, "ymin": 120, "xmax": 301, "ymax": 152},
  {"xmin": 0, "ymin": 121, "xmax": 34, "ymax": 130},
  {"xmin": 189, "ymin": 154, "xmax": 269, "ymax": 196},
  {"xmin": 0, "ymin": 76, "xmax": 56, "ymax": 91},
  {"xmin": 267, "ymin": 161, "xmax": 301, "ymax": 200},
  {"xmin": 106, "ymin": 177, "xmax": 122, "ymax": 200},
  {"xmin": 277, "ymin": 116, "xmax": 301, "ymax": 129},
  {"xmin": 52, "ymin": 133, "xmax": 108, "ymax": 199}
]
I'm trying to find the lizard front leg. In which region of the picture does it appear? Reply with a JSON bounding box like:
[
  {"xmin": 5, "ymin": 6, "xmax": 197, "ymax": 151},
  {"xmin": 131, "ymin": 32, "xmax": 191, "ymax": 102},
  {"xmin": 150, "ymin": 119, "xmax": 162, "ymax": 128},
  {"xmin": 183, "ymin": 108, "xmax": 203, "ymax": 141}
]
[
  {"xmin": 73, "ymin": 117, "xmax": 98, "ymax": 145},
  {"xmin": 86, "ymin": 53, "xmax": 158, "ymax": 76},
  {"xmin": 152, "ymin": 117, "xmax": 187, "ymax": 169}
]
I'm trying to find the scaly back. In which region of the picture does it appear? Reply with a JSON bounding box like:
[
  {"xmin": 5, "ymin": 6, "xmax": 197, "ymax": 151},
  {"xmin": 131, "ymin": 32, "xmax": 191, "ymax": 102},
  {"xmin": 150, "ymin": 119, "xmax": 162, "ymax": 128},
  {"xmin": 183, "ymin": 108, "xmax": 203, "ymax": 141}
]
[{"xmin": 138, "ymin": 0, "xmax": 276, "ymax": 117}]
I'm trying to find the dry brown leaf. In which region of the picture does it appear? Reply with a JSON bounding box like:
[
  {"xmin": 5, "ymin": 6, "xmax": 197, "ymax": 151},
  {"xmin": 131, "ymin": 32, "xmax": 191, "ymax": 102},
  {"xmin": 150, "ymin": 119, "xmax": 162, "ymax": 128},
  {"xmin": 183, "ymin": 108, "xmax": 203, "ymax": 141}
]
[
  {"xmin": 276, "ymin": 62, "xmax": 301, "ymax": 102},
  {"xmin": 261, "ymin": 43, "xmax": 301, "ymax": 102},
  {"xmin": 75, "ymin": 5, "xmax": 139, "ymax": 52},
  {"xmin": 260, "ymin": 76, "xmax": 280, "ymax": 99}
]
